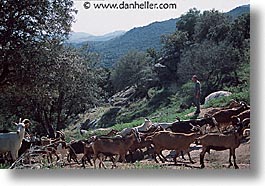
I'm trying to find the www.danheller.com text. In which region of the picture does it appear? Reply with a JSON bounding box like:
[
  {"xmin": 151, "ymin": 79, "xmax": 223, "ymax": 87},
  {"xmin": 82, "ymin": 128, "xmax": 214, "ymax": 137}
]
[{"xmin": 82, "ymin": 0, "xmax": 178, "ymax": 10}]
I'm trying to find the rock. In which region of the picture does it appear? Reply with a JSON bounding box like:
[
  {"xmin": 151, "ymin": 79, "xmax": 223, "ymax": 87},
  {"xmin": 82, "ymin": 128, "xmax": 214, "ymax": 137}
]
[
  {"xmin": 97, "ymin": 107, "xmax": 121, "ymax": 128},
  {"xmin": 204, "ymin": 91, "xmax": 232, "ymax": 104}
]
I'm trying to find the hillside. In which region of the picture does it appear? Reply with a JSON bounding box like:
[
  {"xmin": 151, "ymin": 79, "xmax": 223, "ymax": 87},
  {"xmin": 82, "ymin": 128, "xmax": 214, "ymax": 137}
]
[
  {"xmin": 69, "ymin": 4, "xmax": 249, "ymax": 67},
  {"xmin": 227, "ymin": 4, "xmax": 250, "ymax": 18},
  {"xmin": 76, "ymin": 18, "xmax": 178, "ymax": 67}
]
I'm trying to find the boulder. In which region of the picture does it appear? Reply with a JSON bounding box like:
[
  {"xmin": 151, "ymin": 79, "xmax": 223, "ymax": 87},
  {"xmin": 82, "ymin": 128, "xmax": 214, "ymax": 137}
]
[{"xmin": 204, "ymin": 91, "xmax": 232, "ymax": 104}]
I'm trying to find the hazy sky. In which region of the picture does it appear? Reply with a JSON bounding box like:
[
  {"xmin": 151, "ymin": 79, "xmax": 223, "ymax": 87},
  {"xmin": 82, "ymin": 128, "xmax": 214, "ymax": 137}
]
[{"xmin": 72, "ymin": 0, "xmax": 250, "ymax": 35}]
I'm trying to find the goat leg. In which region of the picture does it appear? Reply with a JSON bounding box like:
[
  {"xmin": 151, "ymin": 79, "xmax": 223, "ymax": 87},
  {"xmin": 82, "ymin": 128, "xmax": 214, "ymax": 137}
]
[
  {"xmin": 81, "ymin": 155, "xmax": 86, "ymax": 168},
  {"xmin": 231, "ymin": 148, "xmax": 239, "ymax": 169},
  {"xmin": 200, "ymin": 147, "xmax": 208, "ymax": 169},
  {"xmin": 93, "ymin": 155, "xmax": 97, "ymax": 169},
  {"xmin": 187, "ymin": 151, "xmax": 194, "ymax": 164},
  {"xmin": 228, "ymin": 149, "xmax": 233, "ymax": 168},
  {"xmin": 174, "ymin": 152, "xmax": 178, "ymax": 165},
  {"xmin": 67, "ymin": 154, "xmax": 71, "ymax": 163},
  {"xmin": 181, "ymin": 151, "xmax": 186, "ymax": 160},
  {"xmin": 87, "ymin": 155, "xmax": 93, "ymax": 166},
  {"xmin": 153, "ymin": 153, "xmax": 159, "ymax": 163},
  {"xmin": 159, "ymin": 151, "xmax": 167, "ymax": 163},
  {"xmin": 157, "ymin": 151, "xmax": 165, "ymax": 163},
  {"xmin": 111, "ymin": 155, "xmax": 120, "ymax": 169}
]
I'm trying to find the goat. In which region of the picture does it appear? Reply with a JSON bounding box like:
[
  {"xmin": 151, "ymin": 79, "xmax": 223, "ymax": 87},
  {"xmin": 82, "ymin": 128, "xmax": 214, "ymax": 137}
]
[
  {"xmin": 204, "ymin": 99, "xmax": 242, "ymax": 117},
  {"xmin": 81, "ymin": 142, "xmax": 94, "ymax": 168},
  {"xmin": 0, "ymin": 119, "xmax": 30, "ymax": 161},
  {"xmin": 231, "ymin": 109, "xmax": 250, "ymax": 126},
  {"xmin": 18, "ymin": 136, "xmax": 41, "ymax": 157},
  {"xmin": 165, "ymin": 120, "xmax": 201, "ymax": 134},
  {"xmin": 209, "ymin": 102, "xmax": 249, "ymax": 132},
  {"xmin": 127, "ymin": 126, "xmax": 164, "ymax": 163},
  {"xmin": 152, "ymin": 117, "xmax": 181, "ymax": 130},
  {"xmin": 91, "ymin": 129, "xmax": 141, "ymax": 168},
  {"xmin": 119, "ymin": 118, "xmax": 152, "ymax": 136},
  {"xmin": 198, "ymin": 121, "xmax": 244, "ymax": 169},
  {"xmin": 67, "ymin": 140, "xmax": 88, "ymax": 164},
  {"xmin": 145, "ymin": 131, "xmax": 200, "ymax": 164}
]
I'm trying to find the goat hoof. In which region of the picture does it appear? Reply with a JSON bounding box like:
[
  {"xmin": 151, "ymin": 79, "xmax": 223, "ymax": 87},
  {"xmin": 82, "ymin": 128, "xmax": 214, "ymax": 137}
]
[
  {"xmin": 200, "ymin": 165, "xmax": 205, "ymax": 169},
  {"xmin": 235, "ymin": 165, "xmax": 239, "ymax": 169}
]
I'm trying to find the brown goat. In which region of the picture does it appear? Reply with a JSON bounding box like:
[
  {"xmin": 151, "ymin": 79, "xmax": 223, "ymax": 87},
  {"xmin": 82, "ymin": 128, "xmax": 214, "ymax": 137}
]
[
  {"xmin": 210, "ymin": 102, "xmax": 249, "ymax": 132},
  {"xmin": 91, "ymin": 129, "xmax": 141, "ymax": 168},
  {"xmin": 198, "ymin": 122, "xmax": 244, "ymax": 169},
  {"xmin": 146, "ymin": 131, "xmax": 199, "ymax": 165},
  {"xmin": 231, "ymin": 109, "xmax": 250, "ymax": 126},
  {"xmin": 127, "ymin": 126, "xmax": 164, "ymax": 162}
]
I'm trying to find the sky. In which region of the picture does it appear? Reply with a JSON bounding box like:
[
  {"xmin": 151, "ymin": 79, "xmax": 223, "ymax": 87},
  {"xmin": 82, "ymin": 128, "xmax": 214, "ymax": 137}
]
[{"xmin": 72, "ymin": 0, "xmax": 250, "ymax": 35}]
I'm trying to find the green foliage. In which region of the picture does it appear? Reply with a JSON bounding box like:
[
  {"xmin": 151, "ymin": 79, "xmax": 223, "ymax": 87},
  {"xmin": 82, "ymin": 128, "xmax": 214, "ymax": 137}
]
[
  {"xmin": 0, "ymin": 163, "xmax": 9, "ymax": 169},
  {"xmin": 194, "ymin": 9, "xmax": 230, "ymax": 43},
  {"xmin": 0, "ymin": 45, "xmax": 104, "ymax": 135},
  {"xmin": 162, "ymin": 10, "xmax": 250, "ymax": 101},
  {"xmin": 179, "ymin": 40, "xmax": 241, "ymax": 95},
  {"xmin": 0, "ymin": 0, "xmax": 76, "ymax": 86},
  {"xmin": 176, "ymin": 8, "xmax": 200, "ymax": 40},
  {"xmin": 93, "ymin": 19, "xmax": 178, "ymax": 67},
  {"xmin": 228, "ymin": 13, "xmax": 250, "ymax": 48},
  {"xmin": 111, "ymin": 51, "xmax": 154, "ymax": 92}
]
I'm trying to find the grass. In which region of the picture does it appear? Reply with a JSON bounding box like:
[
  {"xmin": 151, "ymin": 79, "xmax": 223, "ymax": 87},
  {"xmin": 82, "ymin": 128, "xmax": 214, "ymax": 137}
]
[
  {"xmin": 133, "ymin": 161, "xmax": 161, "ymax": 169},
  {"xmin": 65, "ymin": 84, "xmax": 250, "ymax": 140},
  {"xmin": 0, "ymin": 163, "xmax": 9, "ymax": 169}
]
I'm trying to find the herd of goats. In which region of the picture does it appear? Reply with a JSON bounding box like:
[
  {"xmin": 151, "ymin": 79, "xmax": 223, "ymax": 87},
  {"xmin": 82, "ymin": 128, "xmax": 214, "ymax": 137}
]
[{"xmin": 0, "ymin": 100, "xmax": 250, "ymax": 169}]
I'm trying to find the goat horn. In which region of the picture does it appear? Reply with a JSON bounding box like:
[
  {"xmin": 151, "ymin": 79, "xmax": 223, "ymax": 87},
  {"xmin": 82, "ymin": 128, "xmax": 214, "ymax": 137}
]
[{"xmin": 12, "ymin": 122, "xmax": 18, "ymax": 126}]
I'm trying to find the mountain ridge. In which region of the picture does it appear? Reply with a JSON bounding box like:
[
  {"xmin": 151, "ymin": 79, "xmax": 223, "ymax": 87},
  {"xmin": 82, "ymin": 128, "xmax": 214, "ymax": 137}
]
[
  {"xmin": 68, "ymin": 30, "xmax": 126, "ymax": 43},
  {"xmin": 69, "ymin": 4, "xmax": 250, "ymax": 67}
]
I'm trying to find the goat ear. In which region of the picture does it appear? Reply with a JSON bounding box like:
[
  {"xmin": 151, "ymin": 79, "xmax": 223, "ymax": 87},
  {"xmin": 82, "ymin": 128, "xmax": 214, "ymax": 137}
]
[{"xmin": 19, "ymin": 118, "xmax": 22, "ymax": 123}]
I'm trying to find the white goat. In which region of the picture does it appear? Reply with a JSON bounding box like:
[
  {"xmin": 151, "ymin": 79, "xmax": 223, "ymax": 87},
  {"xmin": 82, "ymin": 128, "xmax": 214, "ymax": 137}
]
[
  {"xmin": 0, "ymin": 119, "xmax": 30, "ymax": 161},
  {"xmin": 119, "ymin": 118, "xmax": 153, "ymax": 136}
]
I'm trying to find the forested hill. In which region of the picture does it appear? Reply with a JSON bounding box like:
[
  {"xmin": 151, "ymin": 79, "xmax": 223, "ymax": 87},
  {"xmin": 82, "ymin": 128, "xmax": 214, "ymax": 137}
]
[
  {"xmin": 74, "ymin": 18, "xmax": 178, "ymax": 67},
  {"xmin": 70, "ymin": 4, "xmax": 249, "ymax": 67},
  {"xmin": 227, "ymin": 4, "xmax": 250, "ymax": 18}
]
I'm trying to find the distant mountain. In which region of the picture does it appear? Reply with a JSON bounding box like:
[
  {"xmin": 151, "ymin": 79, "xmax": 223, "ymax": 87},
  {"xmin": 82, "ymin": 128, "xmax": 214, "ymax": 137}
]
[
  {"xmin": 227, "ymin": 4, "xmax": 250, "ymax": 18},
  {"xmin": 68, "ymin": 30, "xmax": 126, "ymax": 43},
  {"xmin": 89, "ymin": 18, "xmax": 178, "ymax": 67},
  {"xmin": 70, "ymin": 4, "xmax": 250, "ymax": 67}
]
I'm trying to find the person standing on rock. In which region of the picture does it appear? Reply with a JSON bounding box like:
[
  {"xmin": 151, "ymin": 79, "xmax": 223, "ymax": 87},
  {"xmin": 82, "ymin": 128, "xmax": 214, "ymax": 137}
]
[{"xmin": 192, "ymin": 75, "xmax": 201, "ymax": 115}]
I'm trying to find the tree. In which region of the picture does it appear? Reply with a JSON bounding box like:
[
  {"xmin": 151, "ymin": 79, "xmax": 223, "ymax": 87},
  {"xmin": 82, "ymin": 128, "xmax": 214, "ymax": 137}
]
[
  {"xmin": 194, "ymin": 9, "xmax": 230, "ymax": 43},
  {"xmin": 179, "ymin": 41, "xmax": 241, "ymax": 97},
  {"xmin": 228, "ymin": 13, "xmax": 250, "ymax": 49},
  {"xmin": 176, "ymin": 8, "xmax": 200, "ymax": 41},
  {"xmin": 111, "ymin": 51, "xmax": 155, "ymax": 95},
  {"xmin": 0, "ymin": 43, "xmax": 103, "ymax": 136},
  {"xmin": 0, "ymin": 0, "xmax": 76, "ymax": 87}
]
